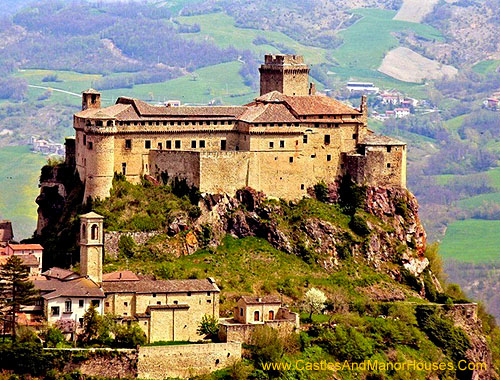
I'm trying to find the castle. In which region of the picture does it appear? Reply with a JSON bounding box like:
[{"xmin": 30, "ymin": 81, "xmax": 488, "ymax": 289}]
[{"xmin": 69, "ymin": 54, "xmax": 406, "ymax": 201}]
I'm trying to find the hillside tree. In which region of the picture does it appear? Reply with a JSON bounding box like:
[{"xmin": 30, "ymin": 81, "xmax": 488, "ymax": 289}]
[
  {"xmin": 304, "ymin": 287, "xmax": 327, "ymax": 320},
  {"xmin": 0, "ymin": 255, "xmax": 39, "ymax": 340}
]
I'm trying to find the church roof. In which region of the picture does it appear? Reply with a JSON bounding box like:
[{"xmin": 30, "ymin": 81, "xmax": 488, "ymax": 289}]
[
  {"xmin": 103, "ymin": 270, "xmax": 140, "ymax": 282},
  {"xmin": 102, "ymin": 277, "xmax": 220, "ymax": 294},
  {"xmin": 240, "ymin": 102, "xmax": 299, "ymax": 123},
  {"xmin": 35, "ymin": 277, "xmax": 104, "ymax": 299},
  {"xmin": 359, "ymin": 134, "xmax": 406, "ymax": 146},
  {"xmin": 42, "ymin": 267, "xmax": 80, "ymax": 280}
]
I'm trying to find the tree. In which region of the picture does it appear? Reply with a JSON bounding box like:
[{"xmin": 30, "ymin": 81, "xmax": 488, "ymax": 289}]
[
  {"xmin": 304, "ymin": 287, "xmax": 327, "ymax": 320},
  {"xmin": 78, "ymin": 303, "xmax": 107, "ymax": 345},
  {"xmin": 113, "ymin": 323, "xmax": 147, "ymax": 348},
  {"xmin": 197, "ymin": 314, "xmax": 219, "ymax": 340},
  {"xmin": 0, "ymin": 256, "xmax": 38, "ymax": 341}
]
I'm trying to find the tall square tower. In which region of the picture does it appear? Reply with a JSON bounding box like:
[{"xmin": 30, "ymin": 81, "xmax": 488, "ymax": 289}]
[
  {"xmin": 259, "ymin": 54, "xmax": 310, "ymax": 96},
  {"xmin": 79, "ymin": 212, "xmax": 104, "ymax": 284}
]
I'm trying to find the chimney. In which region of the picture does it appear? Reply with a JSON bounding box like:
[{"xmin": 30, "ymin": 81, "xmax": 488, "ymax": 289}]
[
  {"xmin": 309, "ymin": 82, "xmax": 316, "ymax": 96},
  {"xmin": 82, "ymin": 89, "xmax": 101, "ymax": 111},
  {"xmin": 360, "ymin": 95, "xmax": 368, "ymax": 126}
]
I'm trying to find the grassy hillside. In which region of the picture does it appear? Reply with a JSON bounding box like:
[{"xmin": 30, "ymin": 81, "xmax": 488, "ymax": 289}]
[{"xmin": 0, "ymin": 146, "xmax": 45, "ymax": 239}]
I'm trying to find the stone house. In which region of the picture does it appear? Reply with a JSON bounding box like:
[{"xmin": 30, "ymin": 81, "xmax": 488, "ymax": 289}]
[
  {"xmin": 219, "ymin": 295, "xmax": 299, "ymax": 343},
  {"xmin": 0, "ymin": 243, "xmax": 44, "ymax": 276}
]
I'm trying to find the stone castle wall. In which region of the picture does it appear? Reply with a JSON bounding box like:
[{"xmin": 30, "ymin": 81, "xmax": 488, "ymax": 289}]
[{"xmin": 137, "ymin": 342, "xmax": 242, "ymax": 379}]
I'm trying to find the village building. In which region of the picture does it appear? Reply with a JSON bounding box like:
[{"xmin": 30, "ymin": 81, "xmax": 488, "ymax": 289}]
[
  {"xmin": 218, "ymin": 295, "xmax": 299, "ymax": 343},
  {"xmin": 0, "ymin": 243, "xmax": 44, "ymax": 276},
  {"xmin": 70, "ymin": 54, "xmax": 406, "ymax": 203}
]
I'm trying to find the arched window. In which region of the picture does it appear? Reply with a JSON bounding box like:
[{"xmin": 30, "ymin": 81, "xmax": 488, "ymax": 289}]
[
  {"xmin": 254, "ymin": 311, "xmax": 260, "ymax": 322},
  {"xmin": 91, "ymin": 224, "xmax": 99, "ymax": 240},
  {"xmin": 269, "ymin": 310, "xmax": 274, "ymax": 320}
]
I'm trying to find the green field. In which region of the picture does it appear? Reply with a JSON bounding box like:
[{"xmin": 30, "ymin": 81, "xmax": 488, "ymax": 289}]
[
  {"xmin": 440, "ymin": 219, "xmax": 500, "ymax": 263},
  {"xmin": 472, "ymin": 59, "xmax": 500, "ymax": 75},
  {"xmin": 177, "ymin": 12, "xmax": 329, "ymax": 64},
  {"xmin": 0, "ymin": 146, "xmax": 46, "ymax": 239}
]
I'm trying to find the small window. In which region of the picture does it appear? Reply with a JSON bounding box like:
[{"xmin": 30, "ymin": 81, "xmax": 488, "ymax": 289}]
[
  {"xmin": 65, "ymin": 301, "xmax": 72, "ymax": 313},
  {"xmin": 125, "ymin": 139, "xmax": 132, "ymax": 149},
  {"xmin": 289, "ymin": 157, "xmax": 294, "ymax": 163},
  {"xmin": 387, "ymin": 146, "xmax": 392, "ymax": 153},
  {"xmin": 207, "ymin": 292, "xmax": 211, "ymax": 296},
  {"xmin": 327, "ymin": 154, "xmax": 332, "ymax": 162},
  {"xmin": 240, "ymin": 308, "xmax": 243, "ymax": 316},
  {"xmin": 79, "ymin": 318, "xmax": 84, "ymax": 327},
  {"xmin": 88, "ymin": 142, "xmax": 93, "ymax": 150},
  {"xmin": 221, "ymin": 140, "xmax": 227, "ymax": 150},
  {"xmin": 153, "ymin": 293, "xmax": 157, "ymax": 297},
  {"xmin": 301, "ymin": 184, "xmax": 305, "ymax": 190},
  {"xmin": 175, "ymin": 140, "xmax": 181, "ymax": 149},
  {"xmin": 269, "ymin": 310, "xmax": 274, "ymax": 320},
  {"xmin": 207, "ymin": 299, "xmax": 212, "ymax": 303},
  {"xmin": 324, "ymin": 135, "xmax": 330, "ymax": 145},
  {"xmin": 173, "ymin": 300, "xmax": 178, "ymax": 305},
  {"xmin": 145, "ymin": 140, "xmax": 151, "ymax": 149},
  {"xmin": 157, "ymin": 301, "xmax": 161, "ymax": 305},
  {"xmin": 124, "ymin": 302, "xmax": 128, "ymax": 307},
  {"xmin": 280, "ymin": 140, "xmax": 285, "ymax": 148},
  {"xmin": 51, "ymin": 306, "xmax": 60, "ymax": 316},
  {"xmin": 387, "ymin": 163, "xmax": 391, "ymax": 168},
  {"xmin": 91, "ymin": 300, "xmax": 100, "ymax": 308},
  {"xmin": 166, "ymin": 140, "xmax": 172, "ymax": 149},
  {"xmin": 83, "ymin": 135, "xmax": 87, "ymax": 146},
  {"xmin": 352, "ymin": 134, "xmax": 358, "ymax": 139},
  {"xmin": 158, "ymin": 142, "xmax": 162, "ymax": 150},
  {"xmin": 96, "ymin": 120, "xmax": 103, "ymax": 127},
  {"xmin": 311, "ymin": 154, "xmax": 316, "ymax": 158},
  {"xmin": 269, "ymin": 141, "xmax": 274, "ymax": 149},
  {"xmin": 79, "ymin": 300, "xmax": 84, "ymax": 308},
  {"xmin": 122, "ymin": 162, "xmax": 126, "ymax": 175},
  {"xmin": 199, "ymin": 140, "xmax": 206, "ymax": 148},
  {"xmin": 105, "ymin": 302, "xmax": 109, "ymax": 307},
  {"xmin": 254, "ymin": 311, "xmax": 260, "ymax": 322},
  {"xmin": 303, "ymin": 135, "xmax": 308, "ymax": 144},
  {"xmin": 187, "ymin": 292, "xmax": 192, "ymax": 296},
  {"xmin": 191, "ymin": 140, "xmax": 197, "ymax": 148}
]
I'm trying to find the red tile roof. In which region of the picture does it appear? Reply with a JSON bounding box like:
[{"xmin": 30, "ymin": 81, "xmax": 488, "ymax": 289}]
[
  {"xmin": 103, "ymin": 270, "xmax": 140, "ymax": 282},
  {"xmin": 42, "ymin": 267, "xmax": 80, "ymax": 280},
  {"xmin": 240, "ymin": 103, "xmax": 299, "ymax": 123},
  {"xmin": 102, "ymin": 277, "xmax": 220, "ymax": 294},
  {"xmin": 240, "ymin": 295, "xmax": 281, "ymax": 305},
  {"xmin": 35, "ymin": 277, "xmax": 104, "ymax": 299},
  {"xmin": 0, "ymin": 254, "xmax": 39, "ymax": 267},
  {"xmin": 8, "ymin": 243, "xmax": 43, "ymax": 250}
]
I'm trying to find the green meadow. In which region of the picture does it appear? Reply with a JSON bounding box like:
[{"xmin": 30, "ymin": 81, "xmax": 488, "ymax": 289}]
[
  {"xmin": 472, "ymin": 59, "xmax": 500, "ymax": 75},
  {"xmin": 0, "ymin": 146, "xmax": 46, "ymax": 239}
]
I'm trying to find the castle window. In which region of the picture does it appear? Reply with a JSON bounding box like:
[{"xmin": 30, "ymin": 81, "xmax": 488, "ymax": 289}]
[
  {"xmin": 315, "ymin": 123, "xmax": 320, "ymax": 128},
  {"xmin": 83, "ymin": 135, "xmax": 87, "ymax": 146},
  {"xmin": 141, "ymin": 121, "xmax": 145, "ymax": 126},
  {"xmin": 175, "ymin": 140, "xmax": 181, "ymax": 149},
  {"xmin": 187, "ymin": 292, "xmax": 191, "ymax": 296},
  {"xmin": 311, "ymin": 154, "xmax": 316, "ymax": 158},
  {"xmin": 125, "ymin": 139, "xmax": 132, "ymax": 149},
  {"xmin": 156, "ymin": 121, "xmax": 160, "ymax": 126},
  {"xmin": 280, "ymin": 140, "xmax": 285, "ymax": 148},
  {"xmin": 107, "ymin": 121, "xmax": 113, "ymax": 126},
  {"xmin": 207, "ymin": 292, "xmax": 211, "ymax": 296},
  {"xmin": 158, "ymin": 142, "xmax": 162, "ymax": 150},
  {"xmin": 91, "ymin": 224, "xmax": 99, "ymax": 240},
  {"xmin": 327, "ymin": 155, "xmax": 332, "ymax": 162},
  {"xmin": 199, "ymin": 140, "xmax": 206, "ymax": 148},
  {"xmin": 166, "ymin": 141, "xmax": 172, "ymax": 149},
  {"xmin": 191, "ymin": 140, "xmax": 197, "ymax": 148},
  {"xmin": 324, "ymin": 135, "xmax": 330, "ymax": 145},
  {"xmin": 122, "ymin": 163, "xmax": 126, "ymax": 175},
  {"xmin": 334, "ymin": 123, "xmax": 339, "ymax": 128},
  {"xmin": 221, "ymin": 121, "xmax": 226, "ymax": 125},
  {"xmin": 153, "ymin": 293, "xmax": 156, "ymax": 297},
  {"xmin": 289, "ymin": 157, "xmax": 294, "ymax": 163},
  {"xmin": 301, "ymin": 184, "xmax": 305, "ymax": 190},
  {"xmin": 170, "ymin": 121, "xmax": 174, "ymax": 126},
  {"xmin": 157, "ymin": 301, "xmax": 161, "ymax": 305},
  {"xmin": 221, "ymin": 140, "xmax": 227, "ymax": 151},
  {"xmin": 269, "ymin": 142, "xmax": 274, "ymax": 149},
  {"xmin": 173, "ymin": 300, "xmax": 178, "ymax": 304},
  {"xmin": 96, "ymin": 120, "xmax": 103, "ymax": 127},
  {"xmin": 387, "ymin": 146, "xmax": 392, "ymax": 153},
  {"xmin": 124, "ymin": 302, "xmax": 128, "ymax": 307},
  {"xmin": 88, "ymin": 142, "xmax": 93, "ymax": 150},
  {"xmin": 207, "ymin": 299, "xmax": 212, "ymax": 303},
  {"xmin": 240, "ymin": 308, "xmax": 243, "ymax": 317},
  {"xmin": 352, "ymin": 134, "xmax": 358, "ymax": 140},
  {"xmin": 387, "ymin": 163, "xmax": 391, "ymax": 168},
  {"xmin": 278, "ymin": 123, "xmax": 283, "ymax": 127},
  {"xmin": 303, "ymin": 135, "xmax": 308, "ymax": 144},
  {"xmin": 145, "ymin": 140, "xmax": 151, "ymax": 149}
]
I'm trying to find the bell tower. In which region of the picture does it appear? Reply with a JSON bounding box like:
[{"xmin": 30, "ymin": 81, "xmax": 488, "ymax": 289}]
[
  {"xmin": 79, "ymin": 212, "xmax": 104, "ymax": 284},
  {"xmin": 82, "ymin": 89, "xmax": 101, "ymax": 111}
]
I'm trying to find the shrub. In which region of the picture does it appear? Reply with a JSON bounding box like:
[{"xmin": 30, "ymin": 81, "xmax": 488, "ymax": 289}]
[
  {"xmin": 42, "ymin": 327, "xmax": 65, "ymax": 348},
  {"xmin": 197, "ymin": 314, "xmax": 220, "ymax": 340},
  {"xmin": 338, "ymin": 175, "xmax": 367, "ymax": 215},
  {"xmin": 113, "ymin": 323, "xmax": 147, "ymax": 348},
  {"xmin": 313, "ymin": 182, "xmax": 329, "ymax": 202},
  {"xmin": 349, "ymin": 214, "xmax": 371, "ymax": 236},
  {"xmin": 320, "ymin": 325, "xmax": 374, "ymax": 362},
  {"xmin": 118, "ymin": 235, "xmax": 136, "ymax": 258}
]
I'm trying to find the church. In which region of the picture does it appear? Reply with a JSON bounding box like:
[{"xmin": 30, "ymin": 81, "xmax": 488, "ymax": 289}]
[{"xmin": 68, "ymin": 54, "xmax": 406, "ymax": 201}]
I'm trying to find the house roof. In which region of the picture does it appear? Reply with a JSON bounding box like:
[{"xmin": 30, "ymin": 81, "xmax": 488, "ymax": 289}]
[
  {"xmin": 35, "ymin": 277, "xmax": 104, "ymax": 299},
  {"xmin": 102, "ymin": 277, "xmax": 220, "ymax": 294},
  {"xmin": 80, "ymin": 211, "xmax": 104, "ymax": 219},
  {"xmin": 0, "ymin": 254, "xmax": 39, "ymax": 267},
  {"xmin": 240, "ymin": 102, "xmax": 299, "ymax": 123},
  {"xmin": 7, "ymin": 243, "xmax": 43, "ymax": 250},
  {"xmin": 239, "ymin": 295, "xmax": 282, "ymax": 305},
  {"xmin": 102, "ymin": 270, "xmax": 140, "ymax": 282},
  {"xmin": 359, "ymin": 134, "xmax": 406, "ymax": 146},
  {"xmin": 42, "ymin": 267, "xmax": 80, "ymax": 280},
  {"xmin": 147, "ymin": 304, "xmax": 190, "ymax": 311}
]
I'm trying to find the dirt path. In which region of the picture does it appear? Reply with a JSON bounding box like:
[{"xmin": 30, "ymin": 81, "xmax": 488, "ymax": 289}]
[{"xmin": 28, "ymin": 85, "xmax": 81, "ymax": 97}]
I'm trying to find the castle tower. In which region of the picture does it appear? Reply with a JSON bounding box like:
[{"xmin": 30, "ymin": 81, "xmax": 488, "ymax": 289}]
[
  {"xmin": 79, "ymin": 212, "xmax": 104, "ymax": 284},
  {"xmin": 259, "ymin": 54, "xmax": 310, "ymax": 96},
  {"xmin": 82, "ymin": 89, "xmax": 101, "ymax": 111}
]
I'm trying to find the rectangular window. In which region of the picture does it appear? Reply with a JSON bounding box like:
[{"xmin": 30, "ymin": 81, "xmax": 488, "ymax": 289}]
[
  {"xmin": 387, "ymin": 163, "xmax": 391, "ymax": 168},
  {"xmin": 199, "ymin": 140, "xmax": 206, "ymax": 148},
  {"xmin": 207, "ymin": 299, "xmax": 212, "ymax": 303},
  {"xmin": 122, "ymin": 163, "xmax": 126, "ymax": 175},
  {"xmin": 158, "ymin": 142, "xmax": 162, "ymax": 150},
  {"xmin": 387, "ymin": 146, "xmax": 392, "ymax": 153},
  {"xmin": 125, "ymin": 139, "xmax": 132, "ymax": 149},
  {"xmin": 173, "ymin": 300, "xmax": 178, "ymax": 304},
  {"xmin": 289, "ymin": 157, "xmax": 294, "ymax": 163},
  {"xmin": 65, "ymin": 301, "xmax": 72, "ymax": 313},
  {"xmin": 352, "ymin": 133, "xmax": 358, "ymax": 140},
  {"xmin": 269, "ymin": 141, "xmax": 274, "ymax": 149},
  {"xmin": 175, "ymin": 140, "xmax": 181, "ymax": 149},
  {"xmin": 105, "ymin": 302, "xmax": 110, "ymax": 307},
  {"xmin": 221, "ymin": 140, "xmax": 227, "ymax": 150},
  {"xmin": 191, "ymin": 140, "xmax": 197, "ymax": 148},
  {"xmin": 79, "ymin": 318, "xmax": 83, "ymax": 327},
  {"xmin": 83, "ymin": 135, "xmax": 87, "ymax": 146},
  {"xmin": 88, "ymin": 142, "xmax": 93, "ymax": 150},
  {"xmin": 166, "ymin": 140, "xmax": 172, "ymax": 149},
  {"xmin": 207, "ymin": 292, "xmax": 211, "ymax": 296},
  {"xmin": 301, "ymin": 184, "xmax": 305, "ymax": 190},
  {"xmin": 124, "ymin": 302, "xmax": 128, "ymax": 307},
  {"xmin": 153, "ymin": 293, "xmax": 157, "ymax": 297},
  {"xmin": 280, "ymin": 140, "xmax": 285, "ymax": 148},
  {"xmin": 327, "ymin": 155, "xmax": 332, "ymax": 162},
  {"xmin": 187, "ymin": 292, "xmax": 192, "ymax": 296},
  {"xmin": 240, "ymin": 308, "xmax": 243, "ymax": 316},
  {"xmin": 145, "ymin": 140, "xmax": 151, "ymax": 149},
  {"xmin": 51, "ymin": 306, "xmax": 60, "ymax": 316},
  {"xmin": 324, "ymin": 135, "xmax": 330, "ymax": 145},
  {"xmin": 303, "ymin": 135, "xmax": 308, "ymax": 144},
  {"xmin": 92, "ymin": 300, "xmax": 100, "ymax": 308},
  {"xmin": 157, "ymin": 301, "xmax": 161, "ymax": 305}
]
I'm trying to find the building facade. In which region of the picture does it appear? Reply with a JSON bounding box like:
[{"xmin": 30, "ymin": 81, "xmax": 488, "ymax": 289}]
[{"xmin": 72, "ymin": 54, "xmax": 406, "ymax": 202}]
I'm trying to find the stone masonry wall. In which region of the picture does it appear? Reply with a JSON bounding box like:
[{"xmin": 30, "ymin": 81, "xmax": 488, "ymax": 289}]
[
  {"xmin": 137, "ymin": 342, "xmax": 242, "ymax": 379},
  {"xmin": 105, "ymin": 230, "xmax": 162, "ymax": 258}
]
